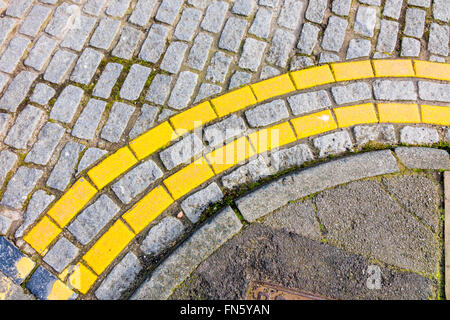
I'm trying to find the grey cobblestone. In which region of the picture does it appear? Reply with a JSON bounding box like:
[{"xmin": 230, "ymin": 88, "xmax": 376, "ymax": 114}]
[
  {"xmin": 160, "ymin": 42, "xmax": 188, "ymax": 74},
  {"xmin": 50, "ymin": 85, "xmax": 84, "ymax": 124},
  {"xmin": 428, "ymin": 23, "xmax": 449, "ymax": 56},
  {"xmin": 181, "ymin": 183, "xmax": 224, "ymax": 223},
  {"xmin": 71, "ymin": 48, "xmax": 104, "ymax": 85},
  {"xmin": 106, "ymin": 0, "xmax": 131, "ymax": 17},
  {"xmin": 331, "ymin": 82, "xmax": 372, "ymax": 104},
  {"xmin": 233, "ymin": 0, "xmax": 255, "ymax": 16},
  {"xmin": 260, "ymin": 66, "xmax": 281, "ymax": 80},
  {"xmin": 187, "ymin": 33, "xmax": 214, "ymax": 71},
  {"xmin": 0, "ymin": 74, "xmax": 8, "ymax": 94},
  {"xmin": 1, "ymin": 166, "xmax": 43, "ymax": 210},
  {"xmin": 0, "ymin": 18, "xmax": 16, "ymax": 49},
  {"xmin": 433, "ymin": 0, "xmax": 450, "ymax": 22},
  {"xmin": 174, "ymin": 7, "xmax": 202, "ymax": 42},
  {"xmin": 5, "ymin": 105, "xmax": 43, "ymax": 150},
  {"xmin": 145, "ymin": 74, "xmax": 173, "ymax": 105},
  {"xmin": 129, "ymin": 0, "xmax": 157, "ymax": 26},
  {"xmin": 140, "ymin": 216, "xmax": 185, "ymax": 255},
  {"xmin": 401, "ymin": 37, "xmax": 421, "ymax": 57},
  {"xmin": 195, "ymin": 83, "xmax": 222, "ymax": 102},
  {"xmin": 238, "ymin": 38, "xmax": 266, "ymax": 73},
  {"xmin": 24, "ymin": 35, "xmax": 58, "ymax": 72},
  {"xmin": 321, "ymin": 16, "xmax": 348, "ymax": 52},
  {"xmin": 139, "ymin": 24, "xmax": 169, "ymax": 63},
  {"xmin": 101, "ymin": 102, "xmax": 135, "ymax": 143},
  {"xmin": 270, "ymin": 144, "xmax": 315, "ymax": 170},
  {"xmin": 112, "ymin": 159, "xmax": 163, "ymax": 204},
  {"xmin": 297, "ymin": 22, "xmax": 320, "ymax": 55},
  {"xmin": 429, "ymin": 55, "xmax": 445, "ymax": 63},
  {"xmin": 112, "ymin": 25, "xmax": 143, "ymax": 60},
  {"xmin": 6, "ymin": 0, "xmax": 33, "ymax": 18},
  {"xmin": 19, "ymin": 4, "xmax": 52, "ymax": 37},
  {"xmin": 90, "ymin": 17, "xmax": 121, "ymax": 50},
  {"xmin": 188, "ymin": 0, "xmax": 210, "ymax": 8},
  {"xmin": 305, "ymin": 0, "xmax": 327, "ymax": 23},
  {"xmin": 77, "ymin": 148, "xmax": 107, "ymax": 174},
  {"xmin": 160, "ymin": 133, "xmax": 204, "ymax": 170},
  {"xmin": 400, "ymin": 126, "xmax": 439, "ymax": 145},
  {"xmin": 155, "ymin": 0, "xmax": 182, "ymax": 24},
  {"xmin": 404, "ymin": 8, "xmax": 426, "ymax": 38},
  {"xmin": 383, "ymin": 0, "xmax": 403, "ymax": 19},
  {"xmin": 43, "ymin": 237, "xmax": 79, "ymax": 273},
  {"xmin": 25, "ymin": 122, "xmax": 65, "ymax": 165},
  {"xmin": 245, "ymin": 100, "xmax": 289, "ymax": 127},
  {"xmin": 373, "ymin": 80, "xmax": 417, "ymax": 101},
  {"xmin": 30, "ymin": 83, "xmax": 56, "ymax": 106},
  {"xmin": 206, "ymin": 52, "xmax": 233, "ymax": 83},
  {"xmin": 290, "ymin": 56, "xmax": 314, "ymax": 69},
  {"xmin": 313, "ymin": 131, "xmax": 353, "ymax": 158},
  {"xmin": 320, "ymin": 51, "xmax": 341, "ymax": 64},
  {"xmin": 68, "ymin": 195, "xmax": 120, "ymax": 245},
  {"xmin": 354, "ymin": 6, "xmax": 377, "ymax": 37},
  {"xmin": 0, "ymin": 71, "xmax": 37, "ymax": 112},
  {"xmin": 0, "ymin": 113, "xmax": 10, "ymax": 138},
  {"xmin": 359, "ymin": 0, "xmax": 381, "ymax": 5},
  {"xmin": 376, "ymin": 20, "xmax": 399, "ymax": 54},
  {"xmin": 354, "ymin": 124, "xmax": 397, "ymax": 146},
  {"xmin": 287, "ymin": 90, "xmax": 332, "ymax": 115},
  {"xmin": 47, "ymin": 142, "xmax": 85, "ymax": 191},
  {"xmin": 418, "ymin": 81, "xmax": 450, "ymax": 103},
  {"xmin": 332, "ymin": 0, "xmax": 351, "ymax": 16},
  {"xmin": 129, "ymin": 104, "xmax": 158, "ymax": 139},
  {"xmin": 44, "ymin": 50, "xmax": 77, "ymax": 84},
  {"xmin": 249, "ymin": 7, "xmax": 273, "ymax": 39},
  {"xmin": 119, "ymin": 64, "xmax": 151, "ymax": 100},
  {"xmin": 266, "ymin": 28, "xmax": 296, "ymax": 68},
  {"xmin": 167, "ymin": 71, "xmax": 198, "ymax": 110},
  {"xmin": 346, "ymin": 38, "xmax": 371, "ymax": 59},
  {"xmin": 407, "ymin": 0, "xmax": 431, "ymax": 7},
  {"xmin": 201, "ymin": 1, "xmax": 229, "ymax": 33},
  {"xmin": 278, "ymin": 0, "xmax": 304, "ymax": 30},
  {"xmin": 72, "ymin": 99, "xmax": 107, "ymax": 140},
  {"xmin": 260, "ymin": 0, "xmax": 279, "ymax": 7},
  {"xmin": 0, "ymin": 150, "xmax": 17, "ymax": 187},
  {"xmin": 204, "ymin": 115, "xmax": 246, "ymax": 147},
  {"xmin": 95, "ymin": 252, "xmax": 142, "ymax": 300},
  {"xmin": 83, "ymin": 0, "xmax": 107, "ymax": 16},
  {"xmin": 93, "ymin": 63, "xmax": 123, "ymax": 99},
  {"xmin": 222, "ymin": 156, "xmax": 275, "ymax": 189},
  {"xmin": 0, "ymin": 37, "xmax": 30, "ymax": 74},
  {"xmin": 45, "ymin": 3, "xmax": 74, "ymax": 38},
  {"xmin": 219, "ymin": 17, "xmax": 247, "ymax": 53},
  {"xmin": 395, "ymin": 147, "xmax": 450, "ymax": 170},
  {"xmin": 229, "ymin": 71, "xmax": 251, "ymax": 89}
]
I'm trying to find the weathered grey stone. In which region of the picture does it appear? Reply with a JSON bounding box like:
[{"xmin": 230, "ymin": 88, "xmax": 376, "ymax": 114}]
[
  {"xmin": 129, "ymin": 104, "xmax": 159, "ymax": 139},
  {"xmin": 181, "ymin": 183, "xmax": 224, "ymax": 223},
  {"xmin": 0, "ymin": 18, "xmax": 16, "ymax": 48},
  {"xmin": 93, "ymin": 63, "xmax": 123, "ymax": 99},
  {"xmin": 146, "ymin": 74, "xmax": 172, "ymax": 105},
  {"xmin": 101, "ymin": 102, "xmax": 135, "ymax": 143},
  {"xmin": 129, "ymin": 0, "xmax": 157, "ymax": 26},
  {"xmin": 139, "ymin": 24, "xmax": 169, "ymax": 63},
  {"xmin": 290, "ymin": 56, "xmax": 314, "ymax": 70},
  {"xmin": 354, "ymin": 6, "xmax": 377, "ymax": 37},
  {"xmin": 77, "ymin": 148, "xmax": 107, "ymax": 174},
  {"xmin": 346, "ymin": 38, "xmax": 372, "ymax": 59},
  {"xmin": 305, "ymin": 0, "xmax": 327, "ymax": 23},
  {"xmin": 167, "ymin": 71, "xmax": 198, "ymax": 110},
  {"xmin": 408, "ymin": 0, "xmax": 431, "ymax": 7},
  {"xmin": 245, "ymin": 100, "xmax": 289, "ymax": 127},
  {"xmin": 0, "ymin": 71, "xmax": 37, "ymax": 112},
  {"xmin": 83, "ymin": 0, "xmax": 107, "ymax": 16},
  {"xmin": 331, "ymin": 0, "xmax": 351, "ymax": 16},
  {"xmin": 187, "ymin": 33, "xmax": 214, "ymax": 71},
  {"xmin": 70, "ymin": 48, "xmax": 104, "ymax": 85},
  {"xmin": 297, "ymin": 22, "xmax": 320, "ymax": 55},
  {"xmin": 24, "ymin": 35, "xmax": 58, "ymax": 71},
  {"xmin": 287, "ymin": 90, "xmax": 332, "ymax": 115},
  {"xmin": 204, "ymin": 115, "xmax": 247, "ymax": 147},
  {"xmin": 428, "ymin": 23, "xmax": 449, "ymax": 56},
  {"xmin": 47, "ymin": 142, "xmax": 85, "ymax": 191},
  {"xmin": 68, "ymin": 195, "xmax": 120, "ymax": 245},
  {"xmin": 260, "ymin": 65, "xmax": 281, "ymax": 80},
  {"xmin": 418, "ymin": 81, "xmax": 450, "ymax": 102},
  {"xmin": 236, "ymin": 150, "xmax": 399, "ymax": 222},
  {"xmin": 331, "ymin": 82, "xmax": 372, "ymax": 105},
  {"xmin": 0, "ymin": 150, "xmax": 17, "ymax": 187},
  {"xmin": 321, "ymin": 16, "xmax": 348, "ymax": 52},
  {"xmin": 44, "ymin": 50, "xmax": 77, "ymax": 84},
  {"xmin": 140, "ymin": 216, "xmax": 185, "ymax": 255},
  {"xmin": 30, "ymin": 83, "xmax": 56, "ymax": 106},
  {"xmin": 319, "ymin": 51, "xmax": 340, "ymax": 63},
  {"xmin": 60, "ymin": 15, "xmax": 97, "ymax": 52},
  {"xmin": 112, "ymin": 26, "xmax": 143, "ymax": 60},
  {"xmin": 195, "ymin": 83, "xmax": 222, "ymax": 103},
  {"xmin": 259, "ymin": 0, "xmax": 279, "ymax": 7},
  {"xmin": 15, "ymin": 190, "xmax": 54, "ymax": 238},
  {"xmin": 157, "ymin": 108, "xmax": 175, "ymax": 122},
  {"xmin": 72, "ymin": 99, "xmax": 107, "ymax": 140},
  {"xmin": 383, "ymin": 0, "xmax": 403, "ymax": 19},
  {"xmin": 160, "ymin": 134, "xmax": 204, "ymax": 170},
  {"xmin": 0, "ymin": 37, "xmax": 30, "ymax": 74},
  {"xmin": 433, "ymin": 0, "xmax": 450, "ymax": 22},
  {"xmin": 239, "ymin": 38, "xmax": 267, "ymax": 72},
  {"xmin": 376, "ymin": 19, "xmax": 399, "ymax": 54},
  {"xmin": 5, "ymin": 105, "xmax": 43, "ymax": 150},
  {"xmin": 232, "ymin": 0, "xmax": 255, "ymax": 15},
  {"xmin": 229, "ymin": 71, "xmax": 252, "ymax": 89},
  {"xmin": 429, "ymin": 55, "xmax": 446, "ymax": 62},
  {"xmin": 219, "ymin": 17, "xmax": 247, "ymax": 53},
  {"xmin": 266, "ymin": 28, "xmax": 296, "ymax": 68},
  {"xmin": 25, "ymin": 122, "xmax": 65, "ymax": 165},
  {"xmin": 5, "ymin": 0, "xmax": 33, "ymax": 18},
  {"xmin": 119, "ymin": 64, "xmax": 151, "ymax": 100},
  {"xmin": 155, "ymin": 0, "xmax": 182, "ymax": 24},
  {"xmin": 174, "ymin": 7, "xmax": 202, "ymax": 41},
  {"xmin": 354, "ymin": 124, "xmax": 397, "ymax": 145},
  {"xmin": 222, "ymin": 156, "xmax": 276, "ymax": 189},
  {"xmin": 400, "ymin": 127, "xmax": 439, "ymax": 145},
  {"xmin": 1, "ymin": 166, "xmax": 43, "ymax": 210},
  {"xmin": 313, "ymin": 131, "xmax": 353, "ymax": 158},
  {"xmin": 359, "ymin": 0, "xmax": 381, "ymax": 5},
  {"xmin": 132, "ymin": 206, "xmax": 242, "ymax": 300},
  {"xmin": 160, "ymin": 42, "xmax": 188, "ymax": 74},
  {"xmin": 0, "ymin": 112, "xmax": 10, "ymax": 138},
  {"xmin": 249, "ymin": 7, "xmax": 273, "ymax": 39},
  {"xmin": 50, "ymin": 85, "xmax": 84, "ymax": 124},
  {"xmin": 90, "ymin": 17, "xmax": 121, "ymax": 50},
  {"xmin": 373, "ymin": 80, "xmax": 417, "ymax": 100},
  {"xmin": 188, "ymin": 0, "xmax": 210, "ymax": 8},
  {"xmin": 404, "ymin": 8, "xmax": 426, "ymax": 38},
  {"xmin": 95, "ymin": 252, "xmax": 142, "ymax": 300},
  {"xmin": 270, "ymin": 144, "xmax": 315, "ymax": 170},
  {"xmin": 395, "ymin": 147, "xmax": 449, "ymax": 170},
  {"xmin": 45, "ymin": 3, "xmax": 74, "ymax": 38},
  {"xmin": 206, "ymin": 52, "xmax": 233, "ymax": 83},
  {"xmin": 201, "ymin": 1, "xmax": 229, "ymax": 33},
  {"xmin": 112, "ymin": 160, "xmax": 163, "ymax": 204},
  {"xmin": 278, "ymin": 0, "xmax": 304, "ymax": 30},
  {"xmin": 43, "ymin": 238, "xmax": 79, "ymax": 273},
  {"xmin": 0, "ymin": 74, "xmax": 8, "ymax": 94},
  {"xmin": 106, "ymin": 0, "xmax": 131, "ymax": 17},
  {"xmin": 401, "ymin": 37, "xmax": 421, "ymax": 57}
]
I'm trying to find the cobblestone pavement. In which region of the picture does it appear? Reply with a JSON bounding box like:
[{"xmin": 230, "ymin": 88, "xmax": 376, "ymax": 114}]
[{"xmin": 0, "ymin": 0, "xmax": 449, "ymax": 300}]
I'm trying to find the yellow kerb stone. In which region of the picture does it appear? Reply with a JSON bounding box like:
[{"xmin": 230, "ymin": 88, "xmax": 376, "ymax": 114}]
[
  {"xmin": 87, "ymin": 146, "xmax": 138, "ymax": 189},
  {"xmin": 68, "ymin": 263, "xmax": 97, "ymax": 294},
  {"xmin": 251, "ymin": 74, "xmax": 296, "ymax": 102},
  {"xmin": 170, "ymin": 101, "xmax": 217, "ymax": 135},
  {"xmin": 290, "ymin": 110, "xmax": 338, "ymax": 139},
  {"xmin": 83, "ymin": 220, "xmax": 134, "ymax": 275},
  {"xmin": 334, "ymin": 103, "xmax": 378, "ymax": 128},
  {"xmin": 421, "ymin": 105, "xmax": 450, "ymax": 126},
  {"xmin": 123, "ymin": 186, "xmax": 174, "ymax": 233},
  {"xmin": 129, "ymin": 121, "xmax": 177, "ymax": 160},
  {"xmin": 290, "ymin": 65, "xmax": 335, "ymax": 90},
  {"xmin": 414, "ymin": 60, "xmax": 450, "ymax": 81},
  {"xmin": 377, "ymin": 103, "xmax": 421, "ymax": 123},
  {"xmin": 331, "ymin": 60, "xmax": 374, "ymax": 81},
  {"xmin": 372, "ymin": 59, "xmax": 414, "ymax": 77},
  {"xmin": 248, "ymin": 122, "xmax": 297, "ymax": 153},
  {"xmin": 15, "ymin": 257, "xmax": 35, "ymax": 280},
  {"xmin": 24, "ymin": 216, "xmax": 61, "ymax": 255},
  {"xmin": 47, "ymin": 280, "xmax": 75, "ymax": 300},
  {"xmin": 211, "ymin": 86, "xmax": 256, "ymax": 117},
  {"xmin": 205, "ymin": 136, "xmax": 256, "ymax": 174},
  {"xmin": 47, "ymin": 178, "xmax": 97, "ymax": 227},
  {"xmin": 163, "ymin": 157, "xmax": 215, "ymax": 200}
]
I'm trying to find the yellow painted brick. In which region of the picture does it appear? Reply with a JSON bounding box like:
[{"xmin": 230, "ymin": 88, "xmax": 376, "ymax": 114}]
[
  {"xmin": 373, "ymin": 59, "xmax": 414, "ymax": 77},
  {"xmin": 331, "ymin": 60, "xmax": 374, "ymax": 81},
  {"xmin": 23, "ymin": 216, "xmax": 61, "ymax": 255},
  {"xmin": 251, "ymin": 74, "xmax": 296, "ymax": 102},
  {"xmin": 205, "ymin": 137, "xmax": 256, "ymax": 174},
  {"xmin": 163, "ymin": 157, "xmax": 215, "ymax": 200},
  {"xmin": 123, "ymin": 186, "xmax": 173, "ymax": 233},
  {"xmin": 421, "ymin": 105, "xmax": 450, "ymax": 126},
  {"xmin": 170, "ymin": 101, "xmax": 217, "ymax": 135},
  {"xmin": 210, "ymin": 86, "xmax": 256, "ymax": 117},
  {"xmin": 414, "ymin": 60, "xmax": 450, "ymax": 81},
  {"xmin": 83, "ymin": 220, "xmax": 134, "ymax": 275},
  {"xmin": 377, "ymin": 103, "xmax": 421, "ymax": 123},
  {"xmin": 47, "ymin": 280, "xmax": 75, "ymax": 300},
  {"xmin": 334, "ymin": 103, "xmax": 378, "ymax": 128},
  {"xmin": 47, "ymin": 178, "xmax": 97, "ymax": 227},
  {"xmin": 290, "ymin": 65, "xmax": 335, "ymax": 90},
  {"xmin": 290, "ymin": 110, "xmax": 338, "ymax": 139},
  {"xmin": 129, "ymin": 121, "xmax": 177, "ymax": 160},
  {"xmin": 15, "ymin": 257, "xmax": 35, "ymax": 280},
  {"xmin": 87, "ymin": 146, "xmax": 138, "ymax": 189},
  {"xmin": 248, "ymin": 122, "xmax": 297, "ymax": 153},
  {"xmin": 68, "ymin": 263, "xmax": 97, "ymax": 294}
]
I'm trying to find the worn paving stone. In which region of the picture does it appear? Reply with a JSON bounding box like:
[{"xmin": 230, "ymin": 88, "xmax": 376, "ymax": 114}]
[
  {"xmin": 373, "ymin": 80, "xmax": 417, "ymax": 101},
  {"xmin": 305, "ymin": 0, "xmax": 327, "ymax": 23},
  {"xmin": 0, "ymin": 71, "xmax": 37, "ymax": 112},
  {"xmin": 60, "ymin": 15, "xmax": 97, "ymax": 52},
  {"xmin": 418, "ymin": 81, "xmax": 450, "ymax": 102},
  {"xmin": 77, "ymin": 147, "xmax": 107, "ymax": 174},
  {"xmin": 188, "ymin": 0, "xmax": 210, "ymax": 8},
  {"xmin": 5, "ymin": 0, "xmax": 33, "ymax": 18},
  {"xmin": 354, "ymin": 124, "xmax": 397, "ymax": 146},
  {"xmin": 206, "ymin": 51, "xmax": 233, "ymax": 83},
  {"xmin": 96, "ymin": 252, "xmax": 142, "ymax": 300},
  {"xmin": 395, "ymin": 147, "xmax": 449, "ymax": 170},
  {"xmin": 195, "ymin": 83, "xmax": 222, "ymax": 102},
  {"xmin": 50, "ymin": 85, "xmax": 84, "ymax": 124},
  {"xmin": 155, "ymin": 0, "xmax": 182, "ymax": 24},
  {"xmin": 70, "ymin": 48, "xmax": 104, "ymax": 85},
  {"xmin": 232, "ymin": 0, "xmax": 255, "ymax": 16},
  {"xmin": 0, "ymin": 271, "xmax": 35, "ymax": 300},
  {"xmin": 30, "ymin": 83, "xmax": 56, "ymax": 106},
  {"xmin": 139, "ymin": 24, "xmax": 170, "ymax": 63},
  {"xmin": 112, "ymin": 25, "xmax": 143, "ymax": 60},
  {"xmin": 119, "ymin": 64, "xmax": 151, "ymax": 100},
  {"xmin": 319, "ymin": 51, "xmax": 340, "ymax": 63},
  {"xmin": 106, "ymin": 0, "xmax": 131, "ymax": 17},
  {"xmin": 0, "ymin": 150, "xmax": 17, "ymax": 188},
  {"xmin": 68, "ymin": 195, "xmax": 120, "ymax": 245},
  {"xmin": 25, "ymin": 122, "xmax": 65, "ymax": 165},
  {"xmin": 101, "ymin": 102, "xmax": 135, "ymax": 143},
  {"xmin": 129, "ymin": 104, "xmax": 159, "ymax": 139},
  {"xmin": 290, "ymin": 55, "xmax": 314, "ymax": 70},
  {"xmin": 313, "ymin": 131, "xmax": 353, "ymax": 158},
  {"xmin": 404, "ymin": 8, "xmax": 426, "ymax": 38},
  {"xmin": 270, "ymin": 144, "xmax": 315, "ymax": 170},
  {"xmin": 0, "ymin": 236, "xmax": 35, "ymax": 283},
  {"xmin": 359, "ymin": 0, "xmax": 381, "ymax": 5},
  {"xmin": 218, "ymin": 17, "xmax": 247, "ymax": 53},
  {"xmin": 129, "ymin": 0, "xmax": 157, "ymax": 26},
  {"xmin": 26, "ymin": 266, "xmax": 77, "ymax": 300},
  {"xmin": 43, "ymin": 237, "xmax": 79, "ymax": 273},
  {"xmin": 245, "ymin": 100, "xmax": 289, "ymax": 127},
  {"xmin": 261, "ymin": 65, "xmax": 281, "ymax": 80},
  {"xmin": 260, "ymin": 0, "xmax": 279, "ymax": 7},
  {"xmin": 174, "ymin": 7, "xmax": 202, "ymax": 41},
  {"xmin": 5, "ymin": 105, "xmax": 43, "ymax": 150},
  {"xmin": 72, "ymin": 99, "xmax": 107, "ymax": 140},
  {"xmin": 145, "ymin": 74, "xmax": 173, "ymax": 105},
  {"xmin": 160, "ymin": 134, "xmax": 204, "ymax": 170},
  {"xmin": 47, "ymin": 142, "xmax": 85, "ymax": 191},
  {"xmin": 376, "ymin": 19, "xmax": 399, "ymax": 54},
  {"xmin": 45, "ymin": 3, "xmax": 74, "ymax": 38},
  {"xmin": 297, "ymin": 22, "xmax": 320, "ymax": 55},
  {"xmin": 112, "ymin": 160, "xmax": 163, "ymax": 204},
  {"xmin": 331, "ymin": 82, "xmax": 372, "ymax": 105},
  {"xmin": 0, "ymin": 112, "xmax": 10, "ymax": 137},
  {"xmin": 0, "ymin": 18, "xmax": 16, "ymax": 49},
  {"xmin": 287, "ymin": 90, "xmax": 332, "ymax": 115},
  {"xmin": 354, "ymin": 5, "xmax": 377, "ymax": 37},
  {"xmin": 266, "ymin": 28, "xmax": 296, "ymax": 68},
  {"xmin": 346, "ymin": 38, "xmax": 371, "ymax": 59},
  {"xmin": 248, "ymin": 7, "xmax": 273, "ymax": 39},
  {"xmin": 24, "ymin": 35, "xmax": 58, "ymax": 72},
  {"xmin": 222, "ymin": 156, "xmax": 275, "ymax": 189},
  {"xmin": 160, "ymin": 42, "xmax": 188, "ymax": 74},
  {"xmin": 90, "ymin": 17, "xmax": 121, "ymax": 50},
  {"xmin": 44, "ymin": 50, "xmax": 77, "ymax": 84},
  {"xmin": 187, "ymin": 32, "xmax": 214, "ymax": 71},
  {"xmin": 181, "ymin": 183, "xmax": 224, "ymax": 223},
  {"xmin": 400, "ymin": 127, "xmax": 439, "ymax": 145},
  {"xmin": 401, "ymin": 37, "xmax": 421, "ymax": 57},
  {"xmin": 140, "ymin": 216, "xmax": 185, "ymax": 255},
  {"xmin": 0, "ymin": 74, "xmax": 8, "ymax": 94},
  {"xmin": 321, "ymin": 16, "xmax": 348, "ymax": 52},
  {"xmin": 383, "ymin": 0, "xmax": 403, "ymax": 19},
  {"xmin": 238, "ymin": 38, "xmax": 266, "ymax": 72},
  {"xmin": 0, "ymin": 37, "xmax": 30, "ymax": 74},
  {"xmin": 167, "ymin": 71, "xmax": 198, "ymax": 110},
  {"xmin": 201, "ymin": 1, "xmax": 229, "ymax": 33},
  {"xmin": 428, "ymin": 23, "xmax": 449, "ymax": 56},
  {"xmin": 204, "ymin": 115, "xmax": 247, "ymax": 147},
  {"xmin": 83, "ymin": 0, "xmax": 107, "ymax": 16},
  {"xmin": 408, "ymin": 0, "xmax": 431, "ymax": 7},
  {"xmin": 229, "ymin": 71, "xmax": 252, "ymax": 89},
  {"xmin": 433, "ymin": 0, "xmax": 450, "ymax": 22},
  {"xmin": 93, "ymin": 63, "xmax": 123, "ymax": 99},
  {"xmin": 1, "ymin": 166, "xmax": 43, "ymax": 210},
  {"xmin": 332, "ymin": 0, "xmax": 351, "ymax": 16},
  {"xmin": 132, "ymin": 206, "xmax": 242, "ymax": 300},
  {"xmin": 278, "ymin": 0, "xmax": 304, "ymax": 30}
]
